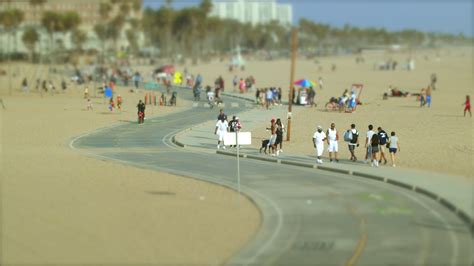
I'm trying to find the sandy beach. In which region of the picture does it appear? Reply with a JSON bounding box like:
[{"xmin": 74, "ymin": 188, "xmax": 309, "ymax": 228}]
[
  {"xmin": 0, "ymin": 66, "xmax": 261, "ymax": 265},
  {"xmin": 1, "ymin": 46, "xmax": 472, "ymax": 263},
  {"xmin": 185, "ymin": 47, "xmax": 473, "ymax": 178}
]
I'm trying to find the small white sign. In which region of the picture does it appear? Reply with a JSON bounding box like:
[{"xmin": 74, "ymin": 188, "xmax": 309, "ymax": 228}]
[{"xmin": 224, "ymin": 132, "xmax": 252, "ymax": 146}]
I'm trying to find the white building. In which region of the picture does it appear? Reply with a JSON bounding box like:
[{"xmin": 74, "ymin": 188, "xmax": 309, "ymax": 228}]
[{"xmin": 210, "ymin": 0, "xmax": 292, "ymax": 26}]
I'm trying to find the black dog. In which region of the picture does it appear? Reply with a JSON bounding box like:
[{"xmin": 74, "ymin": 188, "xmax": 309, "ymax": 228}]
[{"xmin": 259, "ymin": 139, "xmax": 270, "ymax": 154}]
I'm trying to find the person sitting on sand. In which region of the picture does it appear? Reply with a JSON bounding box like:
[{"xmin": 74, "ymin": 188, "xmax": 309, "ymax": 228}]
[
  {"xmin": 347, "ymin": 91, "xmax": 357, "ymax": 111},
  {"xmin": 420, "ymin": 88, "xmax": 426, "ymax": 107},
  {"xmin": 390, "ymin": 87, "xmax": 410, "ymax": 98}
]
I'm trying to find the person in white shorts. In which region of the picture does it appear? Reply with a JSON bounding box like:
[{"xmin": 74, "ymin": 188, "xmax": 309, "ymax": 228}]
[
  {"xmin": 214, "ymin": 117, "xmax": 228, "ymax": 149},
  {"xmin": 313, "ymin": 125, "xmax": 327, "ymax": 164},
  {"xmin": 326, "ymin": 123, "xmax": 339, "ymax": 162},
  {"xmin": 266, "ymin": 119, "xmax": 278, "ymax": 156}
]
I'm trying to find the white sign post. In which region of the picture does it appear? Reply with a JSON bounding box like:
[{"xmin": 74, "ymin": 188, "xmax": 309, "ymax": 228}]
[{"xmin": 224, "ymin": 132, "xmax": 251, "ymax": 195}]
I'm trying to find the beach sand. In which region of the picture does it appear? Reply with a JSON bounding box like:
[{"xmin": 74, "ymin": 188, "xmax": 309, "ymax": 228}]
[
  {"xmin": 186, "ymin": 47, "xmax": 473, "ymax": 178},
  {"xmin": 1, "ymin": 46, "xmax": 471, "ymax": 263},
  {"xmin": 0, "ymin": 65, "xmax": 260, "ymax": 264}
]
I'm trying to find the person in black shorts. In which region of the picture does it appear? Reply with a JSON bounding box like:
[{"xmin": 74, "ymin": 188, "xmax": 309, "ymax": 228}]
[
  {"xmin": 347, "ymin": 124, "xmax": 359, "ymax": 161},
  {"xmin": 377, "ymin": 127, "xmax": 388, "ymax": 165},
  {"xmin": 137, "ymin": 100, "xmax": 146, "ymax": 124},
  {"xmin": 275, "ymin": 118, "xmax": 284, "ymax": 155}
]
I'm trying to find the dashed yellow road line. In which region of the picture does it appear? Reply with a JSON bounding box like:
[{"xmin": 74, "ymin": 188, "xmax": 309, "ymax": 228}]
[{"xmin": 346, "ymin": 205, "xmax": 368, "ymax": 266}]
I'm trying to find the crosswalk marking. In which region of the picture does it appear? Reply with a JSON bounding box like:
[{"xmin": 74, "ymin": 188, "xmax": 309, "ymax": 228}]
[{"xmin": 191, "ymin": 102, "xmax": 247, "ymax": 108}]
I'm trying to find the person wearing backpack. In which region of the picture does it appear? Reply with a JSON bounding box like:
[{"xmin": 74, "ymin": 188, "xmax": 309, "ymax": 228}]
[
  {"xmin": 377, "ymin": 127, "xmax": 389, "ymax": 165},
  {"xmin": 346, "ymin": 124, "xmax": 359, "ymax": 161},
  {"xmin": 365, "ymin": 124, "xmax": 376, "ymax": 163}
]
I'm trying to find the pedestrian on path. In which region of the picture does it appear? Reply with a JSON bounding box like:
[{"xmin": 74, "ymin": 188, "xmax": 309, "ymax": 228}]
[
  {"xmin": 346, "ymin": 124, "xmax": 359, "ymax": 161},
  {"xmin": 370, "ymin": 134, "xmax": 380, "ymax": 167},
  {"xmin": 388, "ymin": 131, "xmax": 400, "ymax": 167},
  {"xmin": 229, "ymin": 116, "xmax": 242, "ymax": 148},
  {"xmin": 265, "ymin": 89, "xmax": 273, "ymax": 110},
  {"xmin": 377, "ymin": 127, "xmax": 389, "ymax": 165},
  {"xmin": 215, "ymin": 117, "xmax": 229, "ymax": 150},
  {"xmin": 217, "ymin": 108, "xmax": 227, "ymax": 121},
  {"xmin": 266, "ymin": 118, "xmax": 278, "ymax": 156},
  {"xmin": 327, "ymin": 123, "xmax": 339, "ymax": 162},
  {"xmin": 275, "ymin": 118, "xmax": 285, "ymax": 154},
  {"xmin": 137, "ymin": 100, "xmax": 146, "ymax": 124},
  {"xmin": 313, "ymin": 125, "xmax": 327, "ymax": 164},
  {"xmin": 365, "ymin": 124, "xmax": 375, "ymax": 163}
]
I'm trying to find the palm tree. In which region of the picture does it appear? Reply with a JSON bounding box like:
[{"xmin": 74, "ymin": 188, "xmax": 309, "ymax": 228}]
[
  {"xmin": 71, "ymin": 29, "xmax": 87, "ymax": 52},
  {"xmin": 41, "ymin": 11, "xmax": 80, "ymax": 62},
  {"xmin": 0, "ymin": 7, "xmax": 24, "ymax": 95},
  {"xmin": 94, "ymin": 23, "xmax": 108, "ymax": 62},
  {"xmin": 29, "ymin": 0, "xmax": 46, "ymax": 25},
  {"xmin": 0, "ymin": 8, "xmax": 25, "ymax": 53},
  {"xmin": 108, "ymin": 15, "xmax": 125, "ymax": 52},
  {"xmin": 131, "ymin": 0, "xmax": 143, "ymax": 16},
  {"xmin": 22, "ymin": 27, "xmax": 39, "ymax": 62},
  {"xmin": 142, "ymin": 5, "xmax": 175, "ymax": 58},
  {"xmin": 41, "ymin": 11, "xmax": 61, "ymax": 58}
]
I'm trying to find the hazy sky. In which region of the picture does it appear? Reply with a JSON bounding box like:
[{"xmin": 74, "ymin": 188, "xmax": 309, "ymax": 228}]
[{"xmin": 143, "ymin": 0, "xmax": 473, "ymax": 36}]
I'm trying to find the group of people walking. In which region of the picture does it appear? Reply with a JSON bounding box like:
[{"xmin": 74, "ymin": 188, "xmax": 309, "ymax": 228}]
[
  {"xmin": 214, "ymin": 109, "xmax": 242, "ymax": 149},
  {"xmin": 265, "ymin": 118, "xmax": 285, "ymax": 156},
  {"xmin": 313, "ymin": 123, "xmax": 401, "ymax": 167}
]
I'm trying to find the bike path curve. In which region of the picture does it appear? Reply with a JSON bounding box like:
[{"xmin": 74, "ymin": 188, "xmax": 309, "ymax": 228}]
[{"xmin": 71, "ymin": 90, "xmax": 472, "ymax": 266}]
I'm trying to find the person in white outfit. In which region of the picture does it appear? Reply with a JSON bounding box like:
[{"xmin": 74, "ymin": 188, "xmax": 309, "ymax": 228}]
[
  {"xmin": 214, "ymin": 117, "xmax": 228, "ymax": 149},
  {"xmin": 313, "ymin": 125, "xmax": 327, "ymax": 164},
  {"xmin": 326, "ymin": 123, "xmax": 339, "ymax": 162}
]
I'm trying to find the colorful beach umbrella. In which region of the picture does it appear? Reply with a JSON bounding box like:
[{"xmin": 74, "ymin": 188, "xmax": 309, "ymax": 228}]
[{"xmin": 294, "ymin": 79, "xmax": 316, "ymax": 87}]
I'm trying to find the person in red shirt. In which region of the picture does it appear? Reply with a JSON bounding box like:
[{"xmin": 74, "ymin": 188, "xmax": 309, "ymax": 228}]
[
  {"xmin": 463, "ymin": 95, "xmax": 471, "ymax": 117},
  {"xmin": 116, "ymin": 95, "xmax": 123, "ymax": 111}
]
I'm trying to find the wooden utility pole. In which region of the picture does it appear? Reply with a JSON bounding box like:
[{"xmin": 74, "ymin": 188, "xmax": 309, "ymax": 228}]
[{"xmin": 287, "ymin": 28, "xmax": 298, "ymax": 141}]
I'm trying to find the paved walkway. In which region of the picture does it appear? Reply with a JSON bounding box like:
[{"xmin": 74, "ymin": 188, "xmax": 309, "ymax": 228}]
[
  {"xmin": 73, "ymin": 89, "xmax": 472, "ymax": 265},
  {"xmin": 177, "ymin": 92, "xmax": 474, "ymax": 226}
]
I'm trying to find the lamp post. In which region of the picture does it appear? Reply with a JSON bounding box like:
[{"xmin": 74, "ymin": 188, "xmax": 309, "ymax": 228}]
[{"xmin": 287, "ymin": 28, "xmax": 298, "ymax": 141}]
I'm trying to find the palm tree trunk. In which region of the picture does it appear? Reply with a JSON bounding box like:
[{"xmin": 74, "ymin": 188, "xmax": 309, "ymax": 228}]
[{"xmin": 8, "ymin": 30, "xmax": 12, "ymax": 95}]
